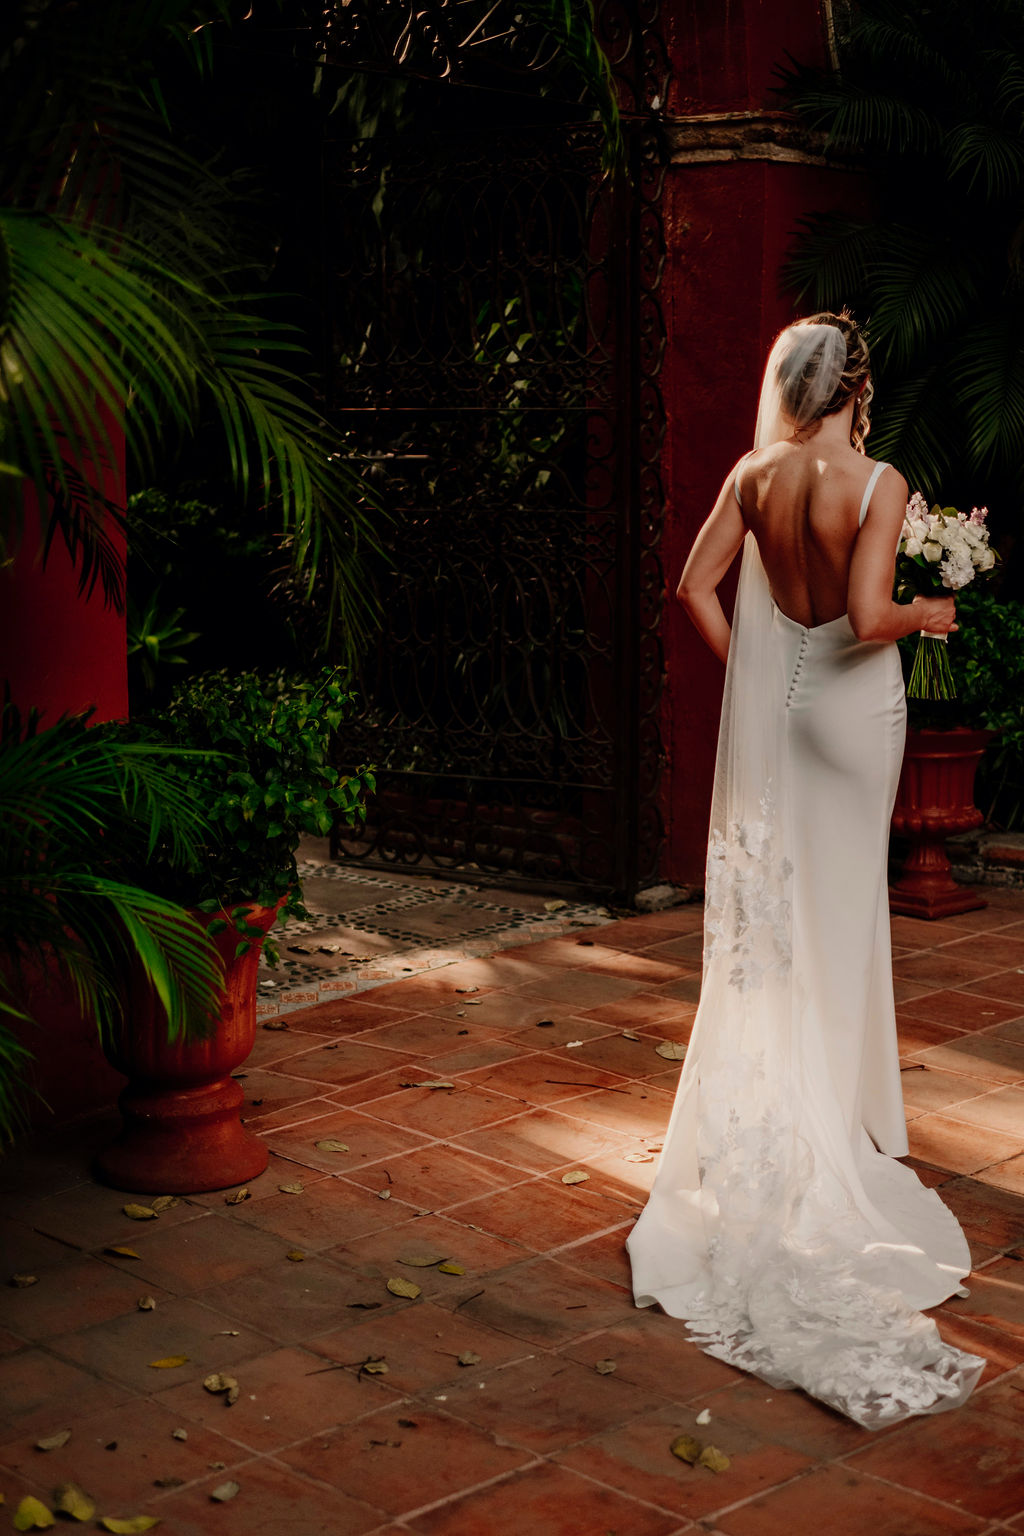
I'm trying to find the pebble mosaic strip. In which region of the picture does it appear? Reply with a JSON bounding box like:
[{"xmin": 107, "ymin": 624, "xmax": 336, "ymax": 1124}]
[{"xmin": 255, "ymin": 859, "xmax": 616, "ymax": 1016}]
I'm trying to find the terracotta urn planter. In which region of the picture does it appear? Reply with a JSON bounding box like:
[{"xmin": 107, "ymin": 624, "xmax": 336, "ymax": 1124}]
[
  {"xmin": 94, "ymin": 899, "xmax": 283, "ymax": 1194},
  {"xmin": 889, "ymin": 728, "xmax": 993, "ymax": 920}
]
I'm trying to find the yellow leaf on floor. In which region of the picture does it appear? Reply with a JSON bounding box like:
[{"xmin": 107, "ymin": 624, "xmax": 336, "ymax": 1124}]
[
  {"xmin": 437, "ymin": 1262, "xmax": 464, "ymax": 1275},
  {"xmin": 669, "ymin": 1434, "xmax": 702, "ymax": 1464},
  {"xmin": 698, "ymin": 1445, "xmax": 730, "ymax": 1473},
  {"xmin": 150, "ymin": 1197, "xmax": 179, "ymax": 1213},
  {"xmin": 314, "ymin": 1140, "xmax": 349, "ymax": 1152},
  {"xmin": 53, "ymin": 1482, "xmax": 96, "ymax": 1522},
  {"xmin": 286, "ymin": 1250, "xmax": 306, "ymax": 1262},
  {"xmin": 148, "ymin": 1356, "xmax": 188, "ymax": 1369},
  {"xmin": 34, "ymin": 1430, "xmax": 71, "ymax": 1451},
  {"xmin": 655, "ymin": 1041, "xmax": 687, "ymax": 1060},
  {"xmin": 224, "ymin": 1188, "xmax": 250, "ymax": 1205},
  {"xmin": 386, "ymin": 1276, "xmax": 421, "ymax": 1299},
  {"xmin": 105, "ymin": 1247, "xmax": 141, "ymax": 1260},
  {"xmin": 100, "ymin": 1518, "xmax": 161, "ymax": 1533},
  {"xmin": 123, "ymin": 1204, "xmax": 157, "ymax": 1221},
  {"xmin": 561, "ymin": 1170, "xmax": 589, "ymax": 1185},
  {"xmin": 13, "ymin": 1496, "xmax": 54, "ymax": 1530}
]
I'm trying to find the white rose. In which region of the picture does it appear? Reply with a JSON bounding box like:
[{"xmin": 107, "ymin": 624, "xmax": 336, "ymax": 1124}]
[
  {"xmin": 978, "ymin": 547, "xmax": 996, "ymax": 570},
  {"xmin": 904, "ymin": 537, "xmax": 923, "ymax": 557},
  {"xmin": 922, "ymin": 541, "xmax": 943, "ymax": 562}
]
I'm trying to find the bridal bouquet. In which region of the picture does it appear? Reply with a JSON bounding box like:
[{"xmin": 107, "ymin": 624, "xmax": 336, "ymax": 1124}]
[{"xmin": 896, "ymin": 494, "xmax": 998, "ymax": 699}]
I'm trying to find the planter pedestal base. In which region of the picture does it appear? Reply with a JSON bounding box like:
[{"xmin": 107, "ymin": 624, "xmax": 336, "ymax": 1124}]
[
  {"xmin": 889, "ymin": 728, "xmax": 991, "ymax": 922},
  {"xmin": 95, "ymin": 1076, "xmax": 268, "ymax": 1194},
  {"xmin": 95, "ymin": 899, "xmax": 281, "ymax": 1195}
]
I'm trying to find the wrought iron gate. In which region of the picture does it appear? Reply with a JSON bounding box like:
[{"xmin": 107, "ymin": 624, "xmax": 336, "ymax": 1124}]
[{"xmin": 323, "ymin": 2, "xmax": 669, "ymax": 901}]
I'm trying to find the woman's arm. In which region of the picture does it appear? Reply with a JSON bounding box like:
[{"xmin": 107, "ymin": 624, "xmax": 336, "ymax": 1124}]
[
  {"xmin": 847, "ymin": 466, "xmax": 958, "ymax": 642},
  {"xmin": 676, "ymin": 465, "xmax": 749, "ymax": 664}
]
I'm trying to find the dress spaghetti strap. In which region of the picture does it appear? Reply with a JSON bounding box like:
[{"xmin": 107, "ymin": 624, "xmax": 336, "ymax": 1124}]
[{"xmin": 859, "ymin": 461, "xmax": 889, "ymax": 526}]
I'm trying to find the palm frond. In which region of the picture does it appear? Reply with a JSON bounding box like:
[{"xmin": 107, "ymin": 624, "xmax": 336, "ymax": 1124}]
[
  {"xmin": 516, "ymin": 0, "xmax": 623, "ymax": 169},
  {"xmin": 954, "ymin": 318, "xmax": 1024, "ymax": 484},
  {"xmin": 782, "ymin": 214, "xmax": 883, "ymax": 308}
]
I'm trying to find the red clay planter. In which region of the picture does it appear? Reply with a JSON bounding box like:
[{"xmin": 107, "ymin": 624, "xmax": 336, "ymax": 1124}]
[
  {"xmin": 890, "ymin": 728, "xmax": 993, "ymax": 920},
  {"xmin": 94, "ymin": 900, "xmax": 282, "ymax": 1194}
]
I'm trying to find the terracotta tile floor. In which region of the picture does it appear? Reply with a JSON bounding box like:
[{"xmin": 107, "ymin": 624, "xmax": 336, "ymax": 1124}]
[{"xmin": 3, "ymin": 887, "xmax": 1024, "ymax": 1533}]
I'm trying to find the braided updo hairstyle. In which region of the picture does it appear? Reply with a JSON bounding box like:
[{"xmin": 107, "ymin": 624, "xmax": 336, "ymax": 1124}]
[{"xmin": 802, "ymin": 309, "xmax": 873, "ymax": 452}]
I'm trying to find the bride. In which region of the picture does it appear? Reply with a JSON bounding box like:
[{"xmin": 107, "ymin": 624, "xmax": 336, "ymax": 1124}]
[{"xmin": 625, "ymin": 312, "xmax": 986, "ymax": 1428}]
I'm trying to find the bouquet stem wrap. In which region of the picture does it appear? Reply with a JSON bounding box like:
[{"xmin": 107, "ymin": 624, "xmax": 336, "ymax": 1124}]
[{"xmin": 908, "ymin": 630, "xmax": 955, "ymax": 700}]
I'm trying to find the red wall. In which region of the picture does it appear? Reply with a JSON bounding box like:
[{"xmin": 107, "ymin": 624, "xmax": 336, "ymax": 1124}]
[
  {"xmin": 0, "ymin": 492, "xmax": 128, "ymax": 727},
  {"xmin": 1, "ymin": 453, "xmax": 129, "ymax": 1129},
  {"xmin": 656, "ymin": 1, "xmax": 868, "ymax": 884}
]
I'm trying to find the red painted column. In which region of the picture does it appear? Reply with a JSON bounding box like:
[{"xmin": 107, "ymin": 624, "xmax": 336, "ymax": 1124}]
[
  {"xmin": 656, "ymin": 0, "xmax": 867, "ymax": 884},
  {"xmin": 1, "ymin": 431, "xmax": 128, "ymax": 1128}
]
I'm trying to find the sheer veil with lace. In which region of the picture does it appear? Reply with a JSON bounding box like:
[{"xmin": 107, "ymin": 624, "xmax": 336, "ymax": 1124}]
[{"xmin": 625, "ymin": 322, "xmax": 986, "ymax": 1429}]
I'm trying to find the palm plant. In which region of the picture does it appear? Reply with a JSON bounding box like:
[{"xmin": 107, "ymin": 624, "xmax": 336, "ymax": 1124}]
[
  {"xmin": 0, "ymin": 0, "xmax": 384, "ymax": 656},
  {"xmin": 781, "ymin": 0, "xmax": 1024, "ymax": 532},
  {"xmin": 0, "ymin": 702, "xmax": 224, "ymax": 1141}
]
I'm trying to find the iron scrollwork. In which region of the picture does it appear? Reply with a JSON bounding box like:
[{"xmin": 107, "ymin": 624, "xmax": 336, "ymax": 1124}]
[{"xmin": 323, "ymin": 0, "xmax": 668, "ymax": 899}]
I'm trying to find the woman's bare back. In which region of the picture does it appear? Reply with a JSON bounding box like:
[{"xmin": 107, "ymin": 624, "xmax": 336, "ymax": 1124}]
[{"xmin": 738, "ymin": 440, "xmax": 888, "ymax": 628}]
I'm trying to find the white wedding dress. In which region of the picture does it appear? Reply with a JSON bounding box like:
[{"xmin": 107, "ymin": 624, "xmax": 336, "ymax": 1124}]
[{"xmin": 626, "ymin": 376, "xmax": 986, "ymax": 1428}]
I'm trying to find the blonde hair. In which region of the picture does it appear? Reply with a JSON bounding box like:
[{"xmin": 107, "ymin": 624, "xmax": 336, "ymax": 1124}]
[{"xmin": 802, "ymin": 309, "xmax": 873, "ymax": 452}]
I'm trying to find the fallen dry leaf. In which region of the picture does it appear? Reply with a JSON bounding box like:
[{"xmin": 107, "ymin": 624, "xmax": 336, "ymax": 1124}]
[
  {"xmin": 543, "ymin": 898, "xmax": 568, "ymax": 911},
  {"xmin": 456, "ymin": 1350, "xmax": 481, "ymax": 1367},
  {"xmin": 315, "ymin": 1139, "xmax": 349, "ymax": 1152},
  {"xmin": 137, "ymin": 1296, "xmax": 156, "ymax": 1311},
  {"xmin": 171, "ymin": 1429, "xmax": 188, "ymax": 1442},
  {"xmin": 623, "ymin": 1151, "xmax": 655, "ymax": 1163},
  {"xmin": 669, "ymin": 1433, "xmax": 702, "ymax": 1465},
  {"xmin": 594, "ymin": 1359, "xmax": 617, "ymax": 1375},
  {"xmin": 104, "ymin": 1246, "xmax": 141, "ymax": 1260},
  {"xmin": 361, "ymin": 1357, "xmax": 389, "ymax": 1374},
  {"xmin": 437, "ymin": 1261, "xmax": 464, "ymax": 1275},
  {"xmin": 101, "ymin": 1517, "xmax": 161, "ymax": 1533},
  {"xmin": 152, "ymin": 1479, "xmax": 184, "ymax": 1490},
  {"xmin": 535, "ymin": 1019, "xmax": 555, "ymax": 1027},
  {"xmin": 150, "ymin": 1197, "xmax": 179, "ymax": 1213},
  {"xmin": 148, "ymin": 1356, "xmax": 188, "ymax": 1370},
  {"xmin": 215, "ymin": 1330, "xmax": 240, "ymax": 1336},
  {"xmin": 695, "ymin": 1408, "xmax": 711, "ymax": 1425},
  {"xmin": 9, "ymin": 1273, "xmax": 39, "ymax": 1288},
  {"xmin": 262, "ymin": 1019, "xmax": 289, "ymax": 1031},
  {"xmin": 698, "ymin": 1445, "xmax": 730, "ymax": 1473},
  {"xmin": 286, "ymin": 1249, "xmax": 306, "ymax": 1262},
  {"xmin": 564, "ymin": 1040, "xmax": 584, "ymax": 1048},
  {"xmin": 655, "ymin": 1041, "xmax": 687, "ymax": 1061},
  {"xmin": 34, "ymin": 1429, "xmax": 71, "ymax": 1452},
  {"xmin": 398, "ymin": 1080, "xmax": 454, "ymax": 1090},
  {"xmin": 386, "ymin": 1276, "xmax": 421, "ymax": 1299},
  {"xmin": 620, "ymin": 1030, "xmax": 641, "ymax": 1041},
  {"xmin": 377, "ymin": 1188, "xmax": 392, "ymax": 1200},
  {"xmin": 13, "ymin": 1495, "xmax": 54, "ymax": 1530},
  {"xmin": 209, "ymin": 1481, "xmax": 240, "ymax": 1503},
  {"xmin": 561, "ymin": 1170, "xmax": 590, "ymax": 1185},
  {"xmin": 53, "ymin": 1482, "xmax": 95, "ymax": 1522},
  {"xmin": 397, "ymin": 1252, "xmax": 449, "ymax": 1267},
  {"xmin": 203, "ymin": 1373, "xmax": 238, "ymax": 1395},
  {"xmin": 122, "ymin": 1203, "xmax": 157, "ymax": 1220},
  {"xmin": 224, "ymin": 1188, "xmax": 250, "ymax": 1205},
  {"xmin": 278, "ymin": 1183, "xmax": 304, "ymax": 1195}
]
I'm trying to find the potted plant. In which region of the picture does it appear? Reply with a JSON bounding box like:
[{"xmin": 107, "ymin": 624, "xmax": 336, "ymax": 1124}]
[
  {"xmin": 0, "ymin": 702, "xmax": 226, "ymax": 1146},
  {"xmin": 93, "ymin": 666, "xmax": 375, "ymax": 1194},
  {"xmin": 890, "ymin": 587, "xmax": 1022, "ymax": 918}
]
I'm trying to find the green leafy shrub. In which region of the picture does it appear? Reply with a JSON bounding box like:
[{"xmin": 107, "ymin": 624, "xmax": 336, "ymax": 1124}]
[
  {"xmin": 136, "ymin": 669, "xmax": 375, "ymax": 928},
  {"xmin": 899, "ymin": 588, "xmax": 1024, "ymax": 827}
]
